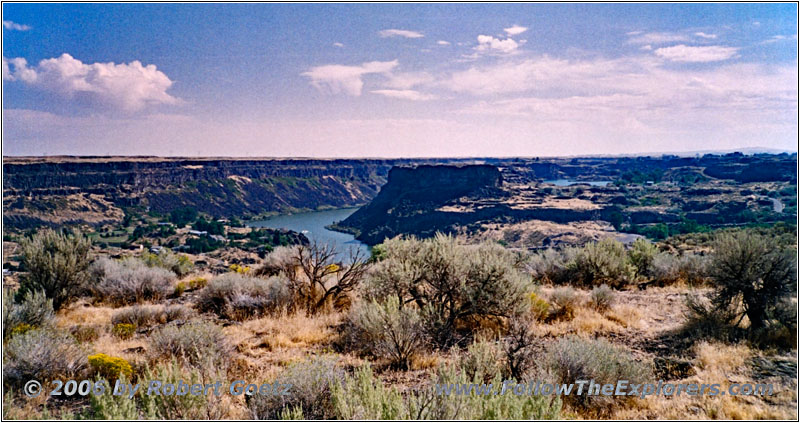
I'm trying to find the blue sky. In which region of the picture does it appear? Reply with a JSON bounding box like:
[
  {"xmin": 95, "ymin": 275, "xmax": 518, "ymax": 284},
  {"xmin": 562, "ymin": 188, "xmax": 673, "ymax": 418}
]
[{"xmin": 2, "ymin": 3, "xmax": 797, "ymax": 157}]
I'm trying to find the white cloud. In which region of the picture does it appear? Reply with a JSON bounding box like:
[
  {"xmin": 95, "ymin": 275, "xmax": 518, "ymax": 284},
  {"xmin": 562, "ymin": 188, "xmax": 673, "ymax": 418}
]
[
  {"xmin": 371, "ymin": 89, "xmax": 436, "ymax": 101},
  {"xmin": 694, "ymin": 32, "xmax": 717, "ymax": 39},
  {"xmin": 761, "ymin": 34, "xmax": 797, "ymax": 45},
  {"xmin": 504, "ymin": 25, "xmax": 528, "ymax": 36},
  {"xmin": 379, "ymin": 29, "xmax": 424, "ymax": 39},
  {"xmin": 3, "ymin": 57, "xmax": 37, "ymax": 82},
  {"xmin": 640, "ymin": 45, "xmax": 653, "ymax": 51},
  {"xmin": 475, "ymin": 35, "xmax": 519, "ymax": 54},
  {"xmin": 384, "ymin": 72, "xmax": 434, "ymax": 90},
  {"xmin": 627, "ymin": 31, "xmax": 690, "ymax": 45},
  {"xmin": 654, "ymin": 44, "xmax": 739, "ymax": 62},
  {"xmin": 301, "ymin": 60, "xmax": 398, "ymax": 96},
  {"xmin": 437, "ymin": 40, "xmax": 451, "ymax": 45},
  {"xmin": 2, "ymin": 53, "xmax": 178, "ymax": 111},
  {"xmin": 333, "ymin": 42, "xmax": 344, "ymax": 48},
  {"xmin": 3, "ymin": 20, "xmax": 31, "ymax": 31}
]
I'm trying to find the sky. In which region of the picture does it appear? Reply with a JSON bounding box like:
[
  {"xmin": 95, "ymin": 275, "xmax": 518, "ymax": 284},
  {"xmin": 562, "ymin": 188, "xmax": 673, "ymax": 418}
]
[{"xmin": 2, "ymin": 3, "xmax": 798, "ymax": 157}]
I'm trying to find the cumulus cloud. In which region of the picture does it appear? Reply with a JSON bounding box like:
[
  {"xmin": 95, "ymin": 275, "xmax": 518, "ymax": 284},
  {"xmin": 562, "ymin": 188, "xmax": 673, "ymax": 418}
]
[
  {"xmin": 694, "ymin": 32, "xmax": 717, "ymax": 39},
  {"xmin": 654, "ymin": 44, "xmax": 739, "ymax": 62},
  {"xmin": 475, "ymin": 35, "xmax": 519, "ymax": 54},
  {"xmin": 379, "ymin": 29, "xmax": 424, "ymax": 39},
  {"xmin": 3, "ymin": 20, "xmax": 31, "ymax": 31},
  {"xmin": 627, "ymin": 31, "xmax": 689, "ymax": 45},
  {"xmin": 333, "ymin": 42, "xmax": 344, "ymax": 48},
  {"xmin": 301, "ymin": 60, "xmax": 398, "ymax": 96},
  {"xmin": 504, "ymin": 25, "xmax": 528, "ymax": 36},
  {"xmin": 3, "ymin": 57, "xmax": 37, "ymax": 82},
  {"xmin": 371, "ymin": 89, "xmax": 436, "ymax": 101},
  {"xmin": 437, "ymin": 40, "xmax": 451, "ymax": 45},
  {"xmin": 2, "ymin": 53, "xmax": 178, "ymax": 111}
]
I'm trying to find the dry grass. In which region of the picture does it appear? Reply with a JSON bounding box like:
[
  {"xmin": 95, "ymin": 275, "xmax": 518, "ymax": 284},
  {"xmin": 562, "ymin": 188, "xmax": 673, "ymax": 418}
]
[
  {"xmin": 613, "ymin": 342, "xmax": 797, "ymax": 420},
  {"xmin": 54, "ymin": 301, "xmax": 116, "ymax": 328}
]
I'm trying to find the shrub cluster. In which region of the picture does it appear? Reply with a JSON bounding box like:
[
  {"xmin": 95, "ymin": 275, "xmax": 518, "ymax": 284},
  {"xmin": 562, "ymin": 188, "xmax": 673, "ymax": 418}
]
[
  {"xmin": 111, "ymin": 304, "xmax": 194, "ymax": 328},
  {"xmin": 90, "ymin": 361, "xmax": 227, "ymax": 419},
  {"xmin": 195, "ymin": 273, "xmax": 292, "ymax": 321},
  {"xmin": 3, "ymin": 289, "xmax": 55, "ymax": 340},
  {"xmin": 16, "ymin": 229, "xmax": 92, "ymax": 310},
  {"xmin": 332, "ymin": 365, "xmax": 561, "ymax": 420},
  {"xmin": 3, "ymin": 327, "xmax": 88, "ymax": 388},
  {"xmin": 685, "ymin": 230, "xmax": 796, "ymax": 347},
  {"xmin": 247, "ymin": 355, "xmax": 344, "ymax": 419},
  {"xmin": 142, "ymin": 249, "xmax": 193, "ymax": 277},
  {"xmin": 545, "ymin": 336, "xmax": 651, "ymax": 412},
  {"xmin": 88, "ymin": 353, "xmax": 134, "ymax": 380},
  {"xmin": 343, "ymin": 296, "xmax": 427, "ymax": 370},
  {"xmin": 91, "ymin": 257, "xmax": 176, "ymax": 306},
  {"xmin": 148, "ymin": 321, "xmax": 233, "ymax": 372},
  {"xmin": 529, "ymin": 237, "xmax": 708, "ymax": 288},
  {"xmin": 589, "ymin": 284, "xmax": 615, "ymax": 311},
  {"xmin": 365, "ymin": 234, "xmax": 532, "ymax": 347}
]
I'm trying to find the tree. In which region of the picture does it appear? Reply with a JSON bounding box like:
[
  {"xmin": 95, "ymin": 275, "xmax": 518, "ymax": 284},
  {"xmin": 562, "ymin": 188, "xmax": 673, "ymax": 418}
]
[
  {"xmin": 16, "ymin": 229, "xmax": 92, "ymax": 310},
  {"xmin": 259, "ymin": 241, "xmax": 369, "ymax": 314},
  {"xmin": 708, "ymin": 230, "xmax": 796, "ymax": 331}
]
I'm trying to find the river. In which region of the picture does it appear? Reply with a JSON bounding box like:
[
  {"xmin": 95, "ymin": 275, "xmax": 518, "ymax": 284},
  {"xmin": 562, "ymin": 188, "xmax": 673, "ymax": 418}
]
[
  {"xmin": 248, "ymin": 207, "xmax": 370, "ymax": 261},
  {"xmin": 543, "ymin": 179, "xmax": 612, "ymax": 187}
]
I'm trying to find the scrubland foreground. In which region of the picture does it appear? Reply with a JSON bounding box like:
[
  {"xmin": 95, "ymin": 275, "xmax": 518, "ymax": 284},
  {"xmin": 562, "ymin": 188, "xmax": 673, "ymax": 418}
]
[{"xmin": 2, "ymin": 226, "xmax": 797, "ymax": 420}]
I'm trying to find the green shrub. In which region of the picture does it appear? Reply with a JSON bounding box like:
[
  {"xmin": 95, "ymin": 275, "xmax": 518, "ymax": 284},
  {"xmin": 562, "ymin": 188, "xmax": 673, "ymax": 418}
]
[
  {"xmin": 3, "ymin": 289, "xmax": 54, "ymax": 340},
  {"xmin": 71, "ymin": 325, "xmax": 100, "ymax": 343},
  {"xmin": 89, "ymin": 361, "xmax": 229, "ymax": 419},
  {"xmin": 88, "ymin": 353, "xmax": 133, "ymax": 380},
  {"xmin": 16, "ymin": 229, "xmax": 92, "ymax": 310},
  {"xmin": 651, "ymin": 252, "xmax": 708, "ymax": 286},
  {"xmin": 588, "ymin": 284, "xmax": 615, "ymax": 312},
  {"xmin": 187, "ymin": 277, "xmax": 208, "ymax": 290},
  {"xmin": 148, "ymin": 321, "xmax": 232, "ymax": 372},
  {"xmin": 173, "ymin": 282, "xmax": 186, "ymax": 297},
  {"xmin": 331, "ymin": 365, "xmax": 404, "ymax": 419},
  {"xmin": 89, "ymin": 374, "xmax": 143, "ymax": 419},
  {"xmin": 90, "ymin": 257, "xmax": 176, "ymax": 306},
  {"xmin": 628, "ymin": 238, "xmax": 658, "ymax": 278},
  {"xmin": 247, "ymin": 355, "xmax": 344, "ymax": 420},
  {"xmin": 459, "ymin": 339, "xmax": 504, "ymax": 383},
  {"xmin": 546, "ymin": 336, "xmax": 650, "ymax": 412},
  {"xmin": 707, "ymin": 230, "xmax": 796, "ymax": 332},
  {"xmin": 528, "ymin": 293, "xmax": 550, "ymax": 321},
  {"xmin": 344, "ymin": 296, "xmax": 427, "ymax": 370},
  {"xmin": 142, "ymin": 249, "xmax": 193, "ymax": 277},
  {"xmin": 111, "ymin": 304, "xmax": 194, "ymax": 328},
  {"xmin": 196, "ymin": 273, "xmax": 291, "ymax": 321},
  {"xmin": 112, "ymin": 323, "xmax": 137, "ymax": 340},
  {"xmin": 526, "ymin": 248, "xmax": 572, "ymax": 285},
  {"xmin": 548, "ymin": 287, "xmax": 580, "ymax": 321},
  {"xmin": 567, "ymin": 239, "xmax": 635, "ymax": 288},
  {"xmin": 3, "ymin": 327, "xmax": 88, "ymax": 388},
  {"xmin": 411, "ymin": 365, "xmax": 561, "ymax": 420},
  {"xmin": 366, "ymin": 234, "xmax": 532, "ymax": 347},
  {"xmin": 332, "ymin": 364, "xmax": 561, "ymax": 420}
]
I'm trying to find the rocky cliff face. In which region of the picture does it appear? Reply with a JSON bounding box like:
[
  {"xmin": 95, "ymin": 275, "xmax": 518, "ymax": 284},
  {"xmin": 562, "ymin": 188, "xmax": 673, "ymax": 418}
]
[
  {"xmin": 2, "ymin": 158, "xmax": 437, "ymax": 230},
  {"xmin": 337, "ymin": 164, "xmax": 508, "ymax": 244}
]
